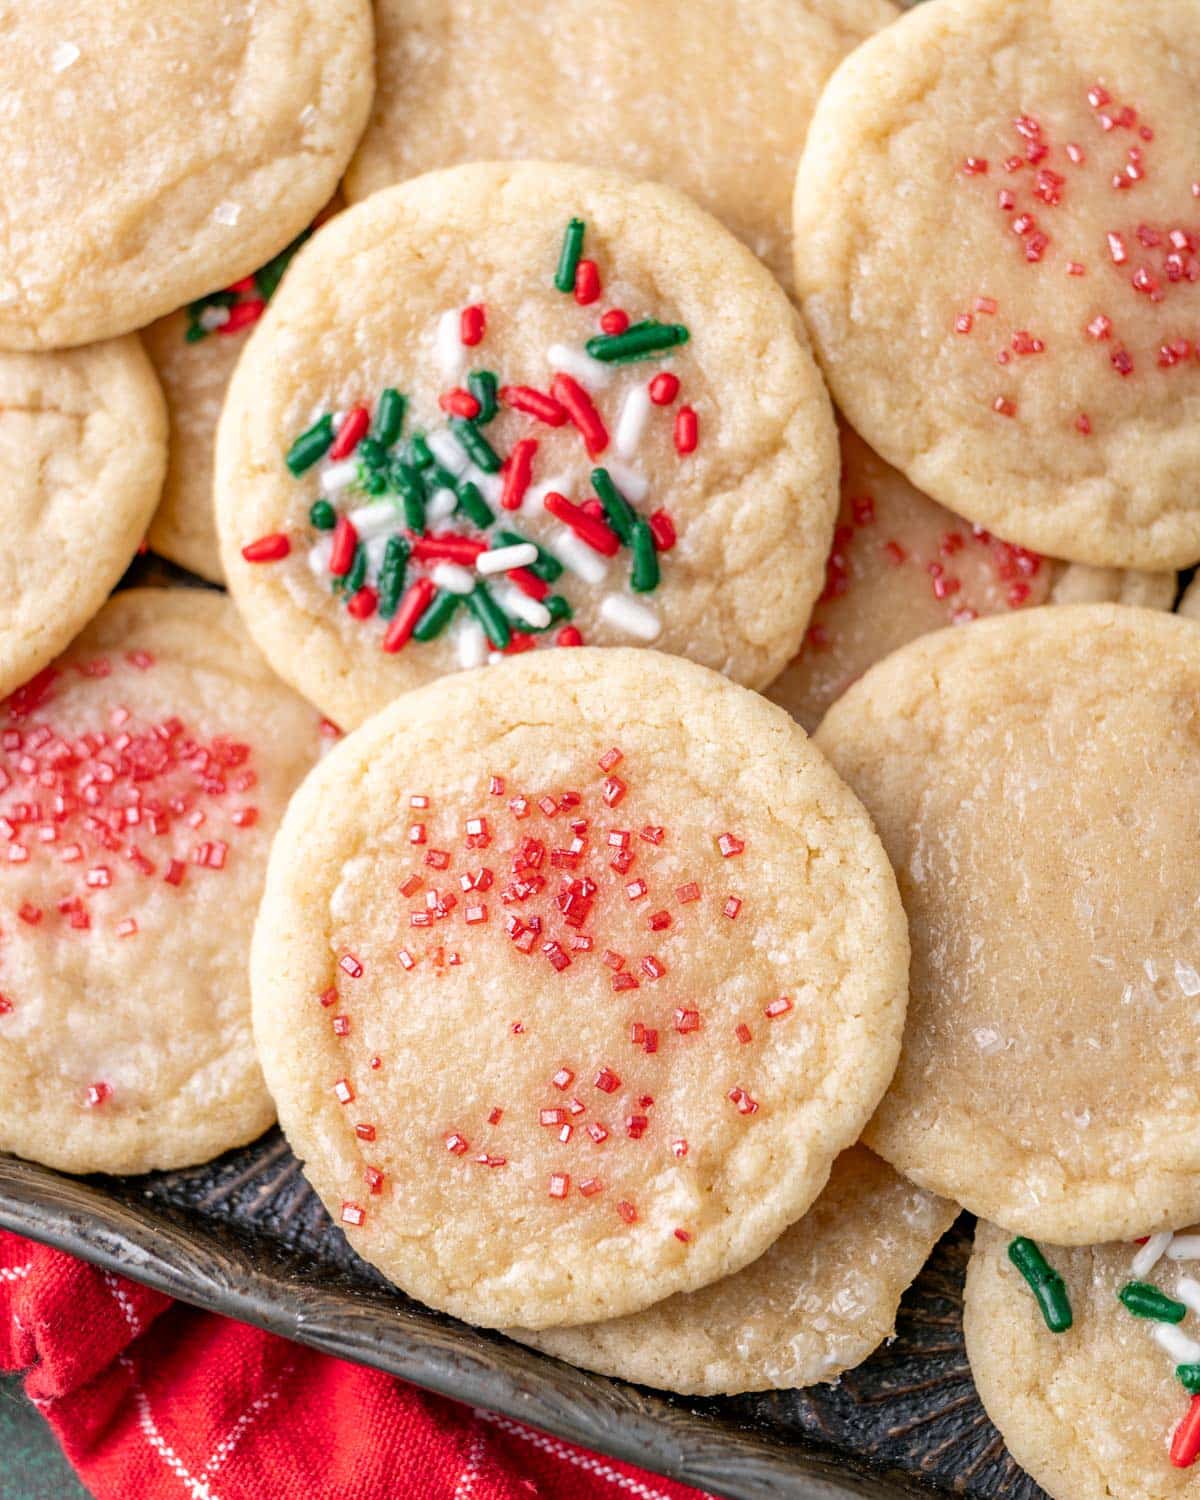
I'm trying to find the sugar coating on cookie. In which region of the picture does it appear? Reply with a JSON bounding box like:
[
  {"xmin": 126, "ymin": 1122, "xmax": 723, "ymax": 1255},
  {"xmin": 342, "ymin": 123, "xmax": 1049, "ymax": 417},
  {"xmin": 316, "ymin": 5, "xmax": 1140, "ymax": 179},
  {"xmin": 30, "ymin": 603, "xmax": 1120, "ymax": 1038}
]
[
  {"xmin": 767, "ymin": 427, "xmax": 1176, "ymax": 732},
  {"xmin": 966, "ymin": 1220, "xmax": 1200, "ymax": 1495},
  {"xmin": 252, "ymin": 649, "xmax": 907, "ymax": 1329},
  {"xmin": 816, "ymin": 605, "xmax": 1200, "ymax": 1244},
  {"xmin": 0, "ymin": 340, "xmax": 167, "ymax": 700},
  {"xmin": 344, "ymin": 0, "xmax": 898, "ymax": 289},
  {"xmin": 0, "ymin": 1, "xmax": 372, "ymax": 350},
  {"xmin": 514, "ymin": 1147, "xmax": 957, "ymax": 1396},
  {"xmin": 217, "ymin": 163, "xmax": 839, "ymax": 729},
  {"xmin": 794, "ymin": 0, "xmax": 1200, "ymax": 569},
  {"xmin": 0, "ymin": 590, "xmax": 321, "ymax": 1175}
]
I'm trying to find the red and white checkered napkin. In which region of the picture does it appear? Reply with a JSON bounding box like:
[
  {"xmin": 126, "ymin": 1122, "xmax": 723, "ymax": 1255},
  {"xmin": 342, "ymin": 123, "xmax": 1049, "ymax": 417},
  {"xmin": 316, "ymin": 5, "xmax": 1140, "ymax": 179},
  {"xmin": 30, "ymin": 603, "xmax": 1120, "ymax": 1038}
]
[{"xmin": 0, "ymin": 1229, "xmax": 714, "ymax": 1500}]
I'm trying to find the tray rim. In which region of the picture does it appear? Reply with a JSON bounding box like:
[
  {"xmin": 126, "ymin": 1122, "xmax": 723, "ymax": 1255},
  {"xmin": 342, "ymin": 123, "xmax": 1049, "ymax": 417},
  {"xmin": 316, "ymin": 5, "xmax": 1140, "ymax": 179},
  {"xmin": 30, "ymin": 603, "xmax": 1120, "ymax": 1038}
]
[{"xmin": 0, "ymin": 1148, "xmax": 942, "ymax": 1500}]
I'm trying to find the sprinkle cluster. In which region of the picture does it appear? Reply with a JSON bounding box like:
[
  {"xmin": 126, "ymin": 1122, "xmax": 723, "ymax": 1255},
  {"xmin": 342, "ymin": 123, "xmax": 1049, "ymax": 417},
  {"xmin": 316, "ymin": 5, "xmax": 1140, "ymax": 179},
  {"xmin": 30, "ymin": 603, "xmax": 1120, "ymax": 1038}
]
[
  {"xmin": 326, "ymin": 747, "xmax": 782, "ymax": 1238},
  {"xmin": 242, "ymin": 219, "xmax": 699, "ymax": 662},
  {"xmin": 184, "ymin": 227, "xmax": 311, "ymax": 343}
]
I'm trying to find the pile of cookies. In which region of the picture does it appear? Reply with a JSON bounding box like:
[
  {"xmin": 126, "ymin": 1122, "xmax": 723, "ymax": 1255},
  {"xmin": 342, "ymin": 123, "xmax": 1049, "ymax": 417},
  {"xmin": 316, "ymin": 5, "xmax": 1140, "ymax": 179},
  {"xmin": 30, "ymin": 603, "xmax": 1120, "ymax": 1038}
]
[{"xmin": 1, "ymin": 1, "xmax": 1198, "ymax": 1494}]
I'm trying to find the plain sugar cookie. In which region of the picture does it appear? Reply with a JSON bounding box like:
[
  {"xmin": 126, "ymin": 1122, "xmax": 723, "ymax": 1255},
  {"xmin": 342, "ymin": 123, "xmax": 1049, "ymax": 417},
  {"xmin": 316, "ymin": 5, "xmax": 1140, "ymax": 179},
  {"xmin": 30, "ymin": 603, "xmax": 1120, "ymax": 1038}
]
[
  {"xmin": 0, "ymin": 1, "xmax": 373, "ymax": 350},
  {"xmin": 816, "ymin": 605, "xmax": 1200, "ymax": 1245},
  {"xmin": 0, "ymin": 339, "xmax": 167, "ymax": 700},
  {"xmin": 794, "ymin": 0, "xmax": 1200, "ymax": 569},
  {"xmin": 966, "ymin": 1220, "xmax": 1200, "ymax": 1497},
  {"xmin": 767, "ymin": 427, "xmax": 1176, "ymax": 732},
  {"xmin": 0, "ymin": 590, "xmax": 320, "ymax": 1175},
  {"xmin": 514, "ymin": 1147, "xmax": 957, "ymax": 1396},
  {"xmin": 217, "ymin": 163, "xmax": 839, "ymax": 729},
  {"xmin": 343, "ymin": 0, "xmax": 899, "ymax": 290},
  {"xmin": 252, "ymin": 648, "xmax": 908, "ymax": 1329}
]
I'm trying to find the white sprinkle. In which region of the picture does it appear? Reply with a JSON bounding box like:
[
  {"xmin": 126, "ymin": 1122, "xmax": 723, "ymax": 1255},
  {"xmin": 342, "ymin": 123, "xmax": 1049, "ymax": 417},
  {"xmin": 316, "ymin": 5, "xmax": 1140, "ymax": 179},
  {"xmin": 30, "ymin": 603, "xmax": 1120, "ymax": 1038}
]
[
  {"xmin": 426, "ymin": 429, "xmax": 467, "ymax": 477},
  {"xmin": 599, "ymin": 594, "xmax": 661, "ymax": 642},
  {"xmin": 615, "ymin": 385, "xmax": 651, "ymax": 458},
  {"xmin": 548, "ymin": 529, "xmax": 607, "ymax": 585},
  {"xmin": 307, "ymin": 536, "xmax": 333, "ymax": 577},
  {"xmin": 1177, "ymin": 961, "xmax": 1200, "ymax": 997},
  {"xmin": 1177, "ymin": 1277, "xmax": 1200, "ymax": 1318},
  {"xmin": 605, "ymin": 459, "xmax": 649, "ymax": 503},
  {"xmin": 455, "ymin": 618, "xmax": 487, "ymax": 669},
  {"xmin": 199, "ymin": 304, "xmax": 231, "ymax": 332},
  {"xmin": 348, "ymin": 501, "xmax": 400, "ymax": 540},
  {"xmin": 51, "ymin": 42, "xmax": 80, "ymax": 73},
  {"xmin": 427, "ymin": 487, "xmax": 458, "ymax": 522},
  {"xmin": 477, "ymin": 543, "xmax": 537, "ymax": 575},
  {"xmin": 547, "ymin": 343, "xmax": 612, "ymax": 389},
  {"xmin": 213, "ymin": 201, "xmax": 241, "ymax": 227},
  {"xmin": 320, "ymin": 460, "xmax": 360, "ymax": 496},
  {"xmin": 1154, "ymin": 1323, "xmax": 1200, "ymax": 1364},
  {"xmin": 365, "ymin": 534, "xmax": 391, "ymax": 574},
  {"xmin": 476, "ymin": 472, "xmax": 504, "ymax": 507},
  {"xmin": 526, "ymin": 472, "xmax": 573, "ymax": 518},
  {"xmin": 504, "ymin": 591, "xmax": 551, "ymax": 630},
  {"xmin": 432, "ymin": 563, "xmax": 475, "ymax": 595},
  {"xmin": 434, "ymin": 309, "xmax": 467, "ymax": 380},
  {"xmin": 1132, "ymin": 1232, "xmax": 1174, "ymax": 1278},
  {"xmin": 1167, "ymin": 1236, "xmax": 1200, "ymax": 1261}
]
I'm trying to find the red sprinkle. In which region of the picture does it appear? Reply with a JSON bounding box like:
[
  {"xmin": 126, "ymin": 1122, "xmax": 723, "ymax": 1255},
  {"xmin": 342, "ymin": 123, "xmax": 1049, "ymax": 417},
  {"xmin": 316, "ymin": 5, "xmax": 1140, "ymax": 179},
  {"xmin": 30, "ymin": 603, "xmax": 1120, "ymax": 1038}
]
[
  {"xmin": 1172, "ymin": 1394, "xmax": 1200, "ymax": 1468},
  {"xmin": 346, "ymin": 587, "xmax": 378, "ymax": 620},
  {"xmin": 241, "ymin": 533, "xmax": 290, "ymax": 563},
  {"xmin": 674, "ymin": 406, "xmax": 698, "ymax": 455},
  {"xmin": 329, "ymin": 407, "xmax": 369, "ymax": 461},
  {"xmin": 501, "ymin": 437, "xmax": 538, "ymax": 511},
  {"xmin": 439, "ymin": 388, "xmax": 481, "ymax": 419},
  {"xmin": 460, "ymin": 305, "xmax": 486, "ymax": 346},
  {"xmin": 600, "ymin": 309, "xmax": 629, "ymax": 335},
  {"xmin": 499, "ymin": 385, "xmax": 569, "ymax": 426},
  {"xmin": 649, "ymin": 372, "xmax": 680, "ymax": 406},
  {"xmin": 543, "ymin": 492, "xmax": 620, "ymax": 556},
  {"xmin": 219, "ymin": 299, "xmax": 266, "ymax": 335},
  {"xmin": 551, "ymin": 373, "xmax": 609, "ymax": 457},
  {"xmin": 382, "ymin": 579, "xmax": 437, "ymax": 653},
  {"xmin": 648, "ymin": 510, "xmax": 677, "ymax": 552},
  {"xmin": 574, "ymin": 259, "xmax": 601, "ymax": 305},
  {"xmin": 328, "ymin": 517, "xmax": 359, "ymax": 577}
]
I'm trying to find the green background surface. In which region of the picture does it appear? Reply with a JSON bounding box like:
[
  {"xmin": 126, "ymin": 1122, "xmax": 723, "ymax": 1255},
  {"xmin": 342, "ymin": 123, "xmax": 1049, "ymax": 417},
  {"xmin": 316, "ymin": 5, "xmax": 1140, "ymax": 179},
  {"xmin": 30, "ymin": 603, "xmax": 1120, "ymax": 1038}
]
[{"xmin": 0, "ymin": 1373, "xmax": 90, "ymax": 1500}]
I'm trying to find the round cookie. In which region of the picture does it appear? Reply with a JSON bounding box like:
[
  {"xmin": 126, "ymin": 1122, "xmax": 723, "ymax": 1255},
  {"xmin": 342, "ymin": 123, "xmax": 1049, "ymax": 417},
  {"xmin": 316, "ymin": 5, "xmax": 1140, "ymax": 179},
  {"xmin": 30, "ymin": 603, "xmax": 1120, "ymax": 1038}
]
[
  {"xmin": 144, "ymin": 224, "xmax": 321, "ymax": 582},
  {"xmin": 0, "ymin": 340, "xmax": 167, "ymax": 700},
  {"xmin": 252, "ymin": 648, "xmax": 908, "ymax": 1330},
  {"xmin": 514, "ymin": 1147, "xmax": 958, "ymax": 1396},
  {"xmin": 217, "ymin": 164, "xmax": 839, "ymax": 729},
  {"xmin": 768, "ymin": 427, "xmax": 1176, "ymax": 732},
  {"xmin": 815, "ymin": 605, "xmax": 1200, "ymax": 1245},
  {"xmin": 343, "ymin": 0, "xmax": 898, "ymax": 291},
  {"xmin": 966, "ymin": 1220, "xmax": 1200, "ymax": 1496},
  {"xmin": 0, "ymin": 1, "xmax": 373, "ymax": 351},
  {"xmin": 794, "ymin": 0, "xmax": 1200, "ymax": 570},
  {"xmin": 0, "ymin": 589, "xmax": 321, "ymax": 1175}
]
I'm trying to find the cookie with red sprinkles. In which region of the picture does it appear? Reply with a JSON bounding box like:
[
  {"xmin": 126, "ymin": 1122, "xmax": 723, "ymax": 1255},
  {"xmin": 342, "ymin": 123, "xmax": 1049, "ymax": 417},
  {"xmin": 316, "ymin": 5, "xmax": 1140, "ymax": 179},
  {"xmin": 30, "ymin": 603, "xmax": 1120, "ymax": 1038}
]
[
  {"xmin": 0, "ymin": 589, "xmax": 321, "ymax": 1174},
  {"xmin": 0, "ymin": 338, "xmax": 167, "ymax": 701},
  {"xmin": 514, "ymin": 1147, "xmax": 957, "ymax": 1395},
  {"xmin": 252, "ymin": 647, "xmax": 908, "ymax": 1329},
  {"xmin": 816, "ymin": 605, "xmax": 1200, "ymax": 1245},
  {"xmin": 966, "ymin": 1220, "xmax": 1200, "ymax": 1494},
  {"xmin": 794, "ymin": 0, "xmax": 1200, "ymax": 569},
  {"xmin": 0, "ymin": 0, "xmax": 372, "ymax": 350},
  {"xmin": 216, "ymin": 162, "xmax": 839, "ymax": 730},
  {"xmin": 767, "ymin": 425, "xmax": 1176, "ymax": 732}
]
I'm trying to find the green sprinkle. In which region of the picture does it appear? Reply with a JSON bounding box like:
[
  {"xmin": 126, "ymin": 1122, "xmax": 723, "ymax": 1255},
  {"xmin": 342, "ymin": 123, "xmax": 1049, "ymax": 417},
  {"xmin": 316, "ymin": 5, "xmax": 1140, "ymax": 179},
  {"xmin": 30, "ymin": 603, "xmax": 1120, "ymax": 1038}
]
[
  {"xmin": 591, "ymin": 468, "xmax": 637, "ymax": 545},
  {"xmin": 1008, "ymin": 1238, "xmax": 1073, "ymax": 1333},
  {"xmin": 630, "ymin": 519, "xmax": 660, "ymax": 593},
  {"xmin": 308, "ymin": 499, "xmax": 336, "ymax": 531},
  {"xmin": 286, "ymin": 413, "xmax": 335, "ymax": 476},
  {"xmin": 340, "ymin": 543, "xmax": 367, "ymax": 598},
  {"xmin": 544, "ymin": 594, "xmax": 573, "ymax": 624},
  {"xmin": 468, "ymin": 370, "xmax": 498, "ymax": 424},
  {"xmin": 412, "ymin": 589, "xmax": 461, "ymax": 642},
  {"xmin": 406, "ymin": 434, "xmax": 435, "ymax": 470},
  {"xmin": 1179, "ymin": 1365, "xmax": 1200, "ymax": 1393},
  {"xmin": 466, "ymin": 584, "xmax": 511, "ymax": 650},
  {"xmin": 457, "ymin": 481, "xmax": 496, "ymax": 530},
  {"xmin": 389, "ymin": 463, "xmax": 427, "ymax": 531},
  {"xmin": 357, "ymin": 437, "xmax": 388, "ymax": 471},
  {"xmin": 1119, "ymin": 1282, "xmax": 1187, "ymax": 1323},
  {"xmin": 253, "ymin": 228, "xmax": 311, "ymax": 302},
  {"xmin": 554, "ymin": 218, "xmax": 586, "ymax": 293},
  {"xmin": 494, "ymin": 530, "xmax": 562, "ymax": 583},
  {"xmin": 585, "ymin": 320, "xmax": 690, "ymax": 364},
  {"xmin": 371, "ymin": 388, "xmax": 406, "ymax": 447},
  {"xmin": 450, "ymin": 418, "xmax": 501, "ymax": 474},
  {"xmin": 377, "ymin": 536, "xmax": 409, "ymax": 619},
  {"xmin": 357, "ymin": 438, "xmax": 390, "ymax": 495},
  {"xmin": 428, "ymin": 464, "xmax": 461, "ymax": 496},
  {"xmin": 185, "ymin": 322, "xmax": 207, "ymax": 344}
]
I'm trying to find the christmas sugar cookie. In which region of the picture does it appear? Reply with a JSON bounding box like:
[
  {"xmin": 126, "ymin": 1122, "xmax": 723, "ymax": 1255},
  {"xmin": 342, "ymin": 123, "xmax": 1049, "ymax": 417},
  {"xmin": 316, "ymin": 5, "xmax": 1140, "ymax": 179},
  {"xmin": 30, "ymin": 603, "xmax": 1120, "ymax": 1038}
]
[
  {"xmin": 217, "ymin": 163, "xmax": 839, "ymax": 729},
  {"xmin": 0, "ymin": 1, "xmax": 372, "ymax": 350},
  {"xmin": 816, "ymin": 606, "xmax": 1200, "ymax": 1245},
  {"xmin": 768, "ymin": 427, "xmax": 1176, "ymax": 732},
  {"xmin": 966, "ymin": 1220, "xmax": 1200, "ymax": 1495},
  {"xmin": 0, "ymin": 340, "xmax": 167, "ymax": 701},
  {"xmin": 795, "ymin": 0, "xmax": 1200, "ymax": 569},
  {"xmin": 143, "ymin": 220, "xmax": 330, "ymax": 582},
  {"xmin": 514, "ymin": 1148, "xmax": 957, "ymax": 1396},
  {"xmin": 252, "ymin": 649, "xmax": 908, "ymax": 1329},
  {"xmin": 0, "ymin": 590, "xmax": 320, "ymax": 1175},
  {"xmin": 343, "ymin": 0, "xmax": 899, "ymax": 289}
]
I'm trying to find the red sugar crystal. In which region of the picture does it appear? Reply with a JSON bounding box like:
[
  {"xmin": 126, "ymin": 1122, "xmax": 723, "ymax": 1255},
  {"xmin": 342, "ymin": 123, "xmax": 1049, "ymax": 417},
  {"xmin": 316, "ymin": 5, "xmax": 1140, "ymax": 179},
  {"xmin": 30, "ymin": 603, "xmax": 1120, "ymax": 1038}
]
[
  {"xmin": 587, "ymin": 1123, "xmax": 609, "ymax": 1144},
  {"xmin": 594, "ymin": 1067, "xmax": 621, "ymax": 1094},
  {"xmin": 341, "ymin": 1202, "xmax": 365, "ymax": 1227},
  {"xmin": 641, "ymin": 956, "xmax": 666, "ymax": 980},
  {"xmin": 549, "ymin": 1172, "xmax": 571, "ymax": 1199},
  {"xmin": 723, "ymin": 896, "xmax": 742, "ymax": 920},
  {"xmin": 598, "ymin": 747, "xmax": 623, "ymax": 772},
  {"xmin": 626, "ymin": 1114, "xmax": 648, "ymax": 1139},
  {"xmin": 672, "ymin": 1139, "xmax": 688, "ymax": 1159},
  {"xmin": 613, "ymin": 973, "xmax": 639, "ymax": 992},
  {"xmin": 355, "ymin": 1123, "xmax": 376, "ymax": 1141},
  {"xmin": 332, "ymin": 1015, "xmax": 350, "ymax": 1036},
  {"xmin": 674, "ymin": 1008, "xmax": 701, "ymax": 1034},
  {"xmin": 717, "ymin": 833, "xmax": 744, "ymax": 858},
  {"xmin": 365, "ymin": 1166, "xmax": 385, "ymax": 1196},
  {"xmin": 338, "ymin": 954, "xmax": 363, "ymax": 979},
  {"xmin": 728, "ymin": 1087, "xmax": 759, "ymax": 1116},
  {"xmin": 617, "ymin": 1201, "xmax": 638, "ymax": 1225},
  {"xmin": 625, "ymin": 879, "xmax": 648, "ymax": 901},
  {"xmin": 85, "ymin": 1082, "xmax": 112, "ymax": 1108},
  {"xmin": 647, "ymin": 909, "xmax": 671, "ymax": 931},
  {"xmin": 639, "ymin": 826, "xmax": 665, "ymax": 845},
  {"xmin": 735, "ymin": 1023, "xmax": 753, "ymax": 1045},
  {"xmin": 552, "ymin": 1068, "xmax": 575, "ymax": 1091},
  {"xmin": 445, "ymin": 1132, "xmax": 470, "ymax": 1155},
  {"xmin": 579, "ymin": 1177, "xmax": 604, "ymax": 1196},
  {"xmin": 674, "ymin": 1229, "xmax": 692, "ymax": 1244},
  {"xmin": 488, "ymin": 1108, "xmax": 503, "ymax": 1125},
  {"xmin": 765, "ymin": 996, "xmax": 794, "ymax": 1020},
  {"xmin": 333, "ymin": 1079, "xmax": 354, "ymax": 1105}
]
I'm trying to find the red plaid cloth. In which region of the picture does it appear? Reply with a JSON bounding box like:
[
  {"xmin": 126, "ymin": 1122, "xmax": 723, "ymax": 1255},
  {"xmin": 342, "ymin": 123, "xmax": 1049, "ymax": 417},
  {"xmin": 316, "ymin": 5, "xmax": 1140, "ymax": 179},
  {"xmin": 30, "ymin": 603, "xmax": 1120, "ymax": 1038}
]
[{"xmin": 0, "ymin": 1230, "xmax": 713, "ymax": 1500}]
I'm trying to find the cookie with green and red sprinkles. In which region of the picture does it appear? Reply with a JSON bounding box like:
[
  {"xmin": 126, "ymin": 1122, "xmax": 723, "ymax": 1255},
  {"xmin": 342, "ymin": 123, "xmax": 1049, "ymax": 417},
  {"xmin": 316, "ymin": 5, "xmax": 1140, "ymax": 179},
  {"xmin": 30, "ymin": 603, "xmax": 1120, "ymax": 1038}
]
[
  {"xmin": 967, "ymin": 1220, "xmax": 1200, "ymax": 1495},
  {"xmin": 795, "ymin": 0, "xmax": 1200, "ymax": 569},
  {"xmin": 251, "ymin": 647, "xmax": 908, "ymax": 1330},
  {"xmin": 0, "ymin": 1, "xmax": 372, "ymax": 351},
  {"xmin": 0, "ymin": 589, "xmax": 322, "ymax": 1176},
  {"xmin": 216, "ymin": 162, "xmax": 838, "ymax": 730}
]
